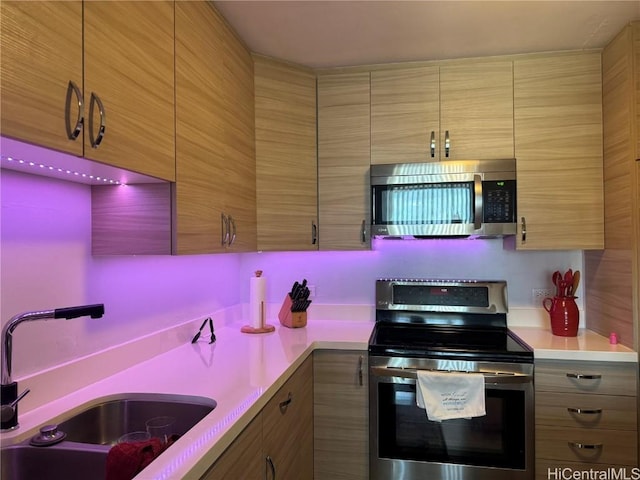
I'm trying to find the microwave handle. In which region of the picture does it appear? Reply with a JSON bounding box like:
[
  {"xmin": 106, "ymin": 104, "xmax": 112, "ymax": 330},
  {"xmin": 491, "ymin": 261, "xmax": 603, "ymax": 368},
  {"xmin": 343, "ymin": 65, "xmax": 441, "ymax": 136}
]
[{"xmin": 474, "ymin": 174, "xmax": 482, "ymax": 230}]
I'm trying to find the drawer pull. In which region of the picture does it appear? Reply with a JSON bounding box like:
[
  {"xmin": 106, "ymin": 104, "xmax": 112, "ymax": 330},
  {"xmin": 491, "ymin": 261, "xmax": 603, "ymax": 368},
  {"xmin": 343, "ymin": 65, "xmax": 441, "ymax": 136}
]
[
  {"xmin": 567, "ymin": 407, "xmax": 602, "ymax": 415},
  {"xmin": 279, "ymin": 392, "xmax": 292, "ymax": 412},
  {"xmin": 566, "ymin": 373, "xmax": 602, "ymax": 380},
  {"xmin": 568, "ymin": 441, "xmax": 603, "ymax": 450}
]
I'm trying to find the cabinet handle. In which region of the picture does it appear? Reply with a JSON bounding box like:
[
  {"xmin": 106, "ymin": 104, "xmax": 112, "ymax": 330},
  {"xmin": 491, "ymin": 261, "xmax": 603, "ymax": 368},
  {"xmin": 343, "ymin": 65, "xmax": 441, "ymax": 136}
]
[
  {"xmin": 520, "ymin": 216, "xmax": 526, "ymax": 243},
  {"xmin": 358, "ymin": 355, "xmax": 364, "ymax": 386},
  {"xmin": 566, "ymin": 373, "xmax": 602, "ymax": 380},
  {"xmin": 429, "ymin": 131, "xmax": 436, "ymax": 158},
  {"xmin": 266, "ymin": 455, "xmax": 276, "ymax": 480},
  {"xmin": 361, "ymin": 220, "xmax": 367, "ymax": 243},
  {"xmin": 88, "ymin": 92, "xmax": 106, "ymax": 148},
  {"xmin": 444, "ymin": 130, "xmax": 450, "ymax": 158},
  {"xmin": 279, "ymin": 392, "xmax": 292, "ymax": 413},
  {"xmin": 228, "ymin": 215, "xmax": 236, "ymax": 245},
  {"xmin": 221, "ymin": 213, "xmax": 229, "ymax": 246},
  {"xmin": 567, "ymin": 407, "xmax": 603, "ymax": 415},
  {"xmin": 65, "ymin": 80, "xmax": 84, "ymax": 140},
  {"xmin": 311, "ymin": 221, "xmax": 317, "ymax": 245},
  {"xmin": 568, "ymin": 442, "xmax": 603, "ymax": 450}
]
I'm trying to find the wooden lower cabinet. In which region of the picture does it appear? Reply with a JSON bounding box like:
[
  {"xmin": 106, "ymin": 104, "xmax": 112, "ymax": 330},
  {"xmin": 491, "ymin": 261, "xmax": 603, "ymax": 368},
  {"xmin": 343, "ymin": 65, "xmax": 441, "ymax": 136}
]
[
  {"xmin": 201, "ymin": 414, "xmax": 263, "ymax": 480},
  {"xmin": 534, "ymin": 360, "xmax": 638, "ymax": 480},
  {"xmin": 313, "ymin": 350, "xmax": 368, "ymax": 480},
  {"xmin": 201, "ymin": 356, "xmax": 313, "ymax": 480}
]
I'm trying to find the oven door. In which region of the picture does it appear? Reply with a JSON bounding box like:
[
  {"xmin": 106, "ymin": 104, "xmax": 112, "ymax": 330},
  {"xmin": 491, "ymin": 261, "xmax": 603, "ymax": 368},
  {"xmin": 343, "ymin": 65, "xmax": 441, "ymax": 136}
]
[{"xmin": 369, "ymin": 357, "xmax": 534, "ymax": 480}]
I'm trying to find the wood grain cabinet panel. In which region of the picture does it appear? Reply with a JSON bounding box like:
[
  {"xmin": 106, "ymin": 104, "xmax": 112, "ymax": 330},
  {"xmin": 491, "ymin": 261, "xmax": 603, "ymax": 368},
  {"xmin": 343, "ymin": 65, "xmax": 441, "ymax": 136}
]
[
  {"xmin": 1, "ymin": 1, "xmax": 83, "ymax": 156},
  {"xmin": 254, "ymin": 56, "xmax": 318, "ymax": 251},
  {"xmin": 83, "ymin": 1, "xmax": 175, "ymax": 181},
  {"xmin": 200, "ymin": 415, "xmax": 263, "ymax": 480},
  {"xmin": 439, "ymin": 61, "xmax": 514, "ymax": 160},
  {"xmin": 314, "ymin": 350, "xmax": 368, "ymax": 480},
  {"xmin": 175, "ymin": 1, "xmax": 227, "ymax": 254},
  {"xmin": 263, "ymin": 357, "xmax": 314, "ymax": 480},
  {"xmin": 201, "ymin": 357, "xmax": 313, "ymax": 480},
  {"xmin": 317, "ymin": 73, "xmax": 371, "ymax": 250},
  {"xmin": 514, "ymin": 51, "xmax": 604, "ymax": 250},
  {"xmin": 175, "ymin": 1, "xmax": 256, "ymax": 255},
  {"xmin": 534, "ymin": 359, "xmax": 638, "ymax": 474},
  {"xmin": 371, "ymin": 66, "xmax": 439, "ymax": 164},
  {"xmin": 370, "ymin": 61, "xmax": 513, "ymax": 163}
]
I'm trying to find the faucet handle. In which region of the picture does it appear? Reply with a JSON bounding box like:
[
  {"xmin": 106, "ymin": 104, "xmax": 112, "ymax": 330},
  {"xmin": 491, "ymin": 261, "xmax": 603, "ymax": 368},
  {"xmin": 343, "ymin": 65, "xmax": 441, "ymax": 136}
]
[{"xmin": 0, "ymin": 388, "xmax": 30, "ymax": 423}]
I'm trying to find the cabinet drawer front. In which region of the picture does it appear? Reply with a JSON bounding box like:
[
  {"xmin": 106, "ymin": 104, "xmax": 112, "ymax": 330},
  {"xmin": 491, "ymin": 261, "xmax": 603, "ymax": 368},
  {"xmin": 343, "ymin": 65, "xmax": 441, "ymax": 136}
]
[
  {"xmin": 536, "ymin": 426, "xmax": 637, "ymax": 465},
  {"xmin": 536, "ymin": 392, "xmax": 637, "ymax": 430},
  {"xmin": 536, "ymin": 460, "xmax": 639, "ymax": 480},
  {"xmin": 535, "ymin": 360, "xmax": 638, "ymax": 396}
]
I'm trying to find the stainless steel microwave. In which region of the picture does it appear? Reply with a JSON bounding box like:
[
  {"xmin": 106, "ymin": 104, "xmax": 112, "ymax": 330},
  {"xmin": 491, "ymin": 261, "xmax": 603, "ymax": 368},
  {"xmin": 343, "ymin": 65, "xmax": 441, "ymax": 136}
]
[{"xmin": 371, "ymin": 159, "xmax": 517, "ymax": 239}]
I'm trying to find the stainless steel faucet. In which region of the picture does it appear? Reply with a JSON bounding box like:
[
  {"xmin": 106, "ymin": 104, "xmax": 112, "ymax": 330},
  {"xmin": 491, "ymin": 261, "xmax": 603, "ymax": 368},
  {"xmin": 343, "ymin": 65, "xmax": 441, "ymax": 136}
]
[{"xmin": 1, "ymin": 304, "xmax": 105, "ymax": 431}]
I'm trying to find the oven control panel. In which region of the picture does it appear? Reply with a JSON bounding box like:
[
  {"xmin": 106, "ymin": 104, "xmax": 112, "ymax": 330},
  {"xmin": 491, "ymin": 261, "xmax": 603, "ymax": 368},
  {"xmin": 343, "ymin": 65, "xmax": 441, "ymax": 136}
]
[{"xmin": 376, "ymin": 279, "xmax": 508, "ymax": 314}]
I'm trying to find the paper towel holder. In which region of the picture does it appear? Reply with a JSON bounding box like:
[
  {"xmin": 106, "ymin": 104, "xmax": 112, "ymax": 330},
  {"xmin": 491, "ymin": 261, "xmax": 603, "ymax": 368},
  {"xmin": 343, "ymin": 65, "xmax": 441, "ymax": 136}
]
[{"xmin": 241, "ymin": 301, "xmax": 275, "ymax": 334}]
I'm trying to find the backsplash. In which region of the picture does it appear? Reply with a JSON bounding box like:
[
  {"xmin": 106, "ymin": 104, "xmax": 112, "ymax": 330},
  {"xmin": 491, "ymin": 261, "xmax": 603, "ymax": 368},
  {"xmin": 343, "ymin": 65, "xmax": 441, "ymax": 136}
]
[{"xmin": 2, "ymin": 169, "xmax": 582, "ymax": 379}]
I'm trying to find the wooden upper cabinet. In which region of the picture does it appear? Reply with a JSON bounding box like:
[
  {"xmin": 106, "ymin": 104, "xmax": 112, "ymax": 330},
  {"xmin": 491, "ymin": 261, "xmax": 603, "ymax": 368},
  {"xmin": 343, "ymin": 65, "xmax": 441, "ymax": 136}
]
[
  {"xmin": 254, "ymin": 56, "xmax": 318, "ymax": 251},
  {"xmin": 514, "ymin": 51, "xmax": 604, "ymax": 250},
  {"xmin": 370, "ymin": 60, "xmax": 513, "ymax": 164},
  {"xmin": 1, "ymin": 1, "xmax": 83, "ymax": 156},
  {"xmin": 221, "ymin": 16, "xmax": 257, "ymax": 253},
  {"xmin": 83, "ymin": 1, "xmax": 175, "ymax": 181},
  {"xmin": 175, "ymin": 1, "xmax": 227, "ymax": 255},
  {"xmin": 440, "ymin": 61, "xmax": 514, "ymax": 160},
  {"xmin": 317, "ymin": 73, "xmax": 371, "ymax": 250},
  {"xmin": 371, "ymin": 66, "xmax": 439, "ymax": 163}
]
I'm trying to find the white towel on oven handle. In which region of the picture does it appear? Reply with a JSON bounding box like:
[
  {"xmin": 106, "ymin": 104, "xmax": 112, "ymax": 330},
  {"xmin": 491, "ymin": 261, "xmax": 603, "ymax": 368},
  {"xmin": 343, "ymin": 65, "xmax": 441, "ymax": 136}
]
[{"xmin": 416, "ymin": 370, "xmax": 486, "ymax": 421}]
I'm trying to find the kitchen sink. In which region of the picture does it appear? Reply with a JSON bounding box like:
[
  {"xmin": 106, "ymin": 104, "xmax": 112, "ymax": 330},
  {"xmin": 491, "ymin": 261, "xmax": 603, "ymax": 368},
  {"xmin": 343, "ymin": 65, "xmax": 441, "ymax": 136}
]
[
  {"xmin": 57, "ymin": 392, "xmax": 217, "ymax": 445},
  {"xmin": 1, "ymin": 392, "xmax": 216, "ymax": 480},
  {"xmin": 1, "ymin": 442, "xmax": 109, "ymax": 480}
]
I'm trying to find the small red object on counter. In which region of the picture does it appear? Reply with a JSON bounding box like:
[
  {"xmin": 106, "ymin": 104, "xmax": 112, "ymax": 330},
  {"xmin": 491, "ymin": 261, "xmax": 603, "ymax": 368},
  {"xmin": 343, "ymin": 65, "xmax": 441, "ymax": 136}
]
[{"xmin": 609, "ymin": 332, "xmax": 618, "ymax": 345}]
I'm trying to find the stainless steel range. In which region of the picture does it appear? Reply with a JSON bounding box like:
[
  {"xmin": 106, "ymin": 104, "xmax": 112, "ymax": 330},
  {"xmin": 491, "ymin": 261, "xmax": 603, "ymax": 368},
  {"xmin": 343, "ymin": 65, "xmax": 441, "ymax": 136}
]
[{"xmin": 368, "ymin": 279, "xmax": 534, "ymax": 480}]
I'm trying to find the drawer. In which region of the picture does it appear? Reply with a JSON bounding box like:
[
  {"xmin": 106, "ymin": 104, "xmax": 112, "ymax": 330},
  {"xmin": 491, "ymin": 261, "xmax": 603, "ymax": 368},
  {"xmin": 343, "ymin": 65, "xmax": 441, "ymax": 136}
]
[
  {"xmin": 535, "ymin": 360, "xmax": 638, "ymax": 396},
  {"xmin": 536, "ymin": 425, "xmax": 638, "ymax": 465},
  {"xmin": 536, "ymin": 460, "xmax": 639, "ymax": 480},
  {"xmin": 536, "ymin": 392, "xmax": 637, "ymax": 430}
]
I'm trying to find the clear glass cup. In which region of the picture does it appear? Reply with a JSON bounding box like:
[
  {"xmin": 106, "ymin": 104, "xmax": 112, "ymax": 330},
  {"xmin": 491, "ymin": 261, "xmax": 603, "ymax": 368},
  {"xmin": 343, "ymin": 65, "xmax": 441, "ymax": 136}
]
[
  {"xmin": 117, "ymin": 431, "xmax": 151, "ymax": 444},
  {"xmin": 145, "ymin": 416, "xmax": 175, "ymax": 444}
]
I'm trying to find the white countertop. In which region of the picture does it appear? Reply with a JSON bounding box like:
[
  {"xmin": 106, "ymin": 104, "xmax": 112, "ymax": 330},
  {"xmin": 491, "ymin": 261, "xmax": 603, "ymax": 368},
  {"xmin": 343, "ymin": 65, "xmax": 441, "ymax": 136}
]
[
  {"xmin": 1, "ymin": 318, "xmax": 374, "ymax": 480},
  {"xmin": 1, "ymin": 307, "xmax": 636, "ymax": 480},
  {"xmin": 511, "ymin": 326, "xmax": 637, "ymax": 362}
]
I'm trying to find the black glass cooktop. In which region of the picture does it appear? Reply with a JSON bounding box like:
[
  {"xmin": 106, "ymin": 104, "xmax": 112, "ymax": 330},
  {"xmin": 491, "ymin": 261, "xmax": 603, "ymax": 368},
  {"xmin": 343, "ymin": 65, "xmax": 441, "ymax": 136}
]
[{"xmin": 368, "ymin": 322, "xmax": 533, "ymax": 363}]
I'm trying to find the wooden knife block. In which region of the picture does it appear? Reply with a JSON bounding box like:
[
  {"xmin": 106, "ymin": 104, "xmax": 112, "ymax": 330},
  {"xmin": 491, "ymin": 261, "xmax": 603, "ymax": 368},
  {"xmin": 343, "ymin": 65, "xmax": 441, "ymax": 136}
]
[{"xmin": 278, "ymin": 294, "xmax": 307, "ymax": 328}]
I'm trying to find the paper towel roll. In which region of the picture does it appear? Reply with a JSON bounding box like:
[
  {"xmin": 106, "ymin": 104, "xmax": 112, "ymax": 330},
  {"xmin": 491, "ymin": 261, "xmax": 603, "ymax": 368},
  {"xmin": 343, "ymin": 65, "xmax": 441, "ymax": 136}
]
[{"xmin": 250, "ymin": 270, "xmax": 266, "ymax": 329}]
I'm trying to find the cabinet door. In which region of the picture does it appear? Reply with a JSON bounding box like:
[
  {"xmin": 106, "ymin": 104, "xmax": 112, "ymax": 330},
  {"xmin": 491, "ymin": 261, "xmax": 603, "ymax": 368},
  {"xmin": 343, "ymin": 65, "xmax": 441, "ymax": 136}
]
[
  {"xmin": 222, "ymin": 20, "xmax": 257, "ymax": 253},
  {"xmin": 314, "ymin": 351, "xmax": 368, "ymax": 480},
  {"xmin": 371, "ymin": 66, "xmax": 439, "ymax": 164},
  {"xmin": 1, "ymin": 1, "xmax": 83, "ymax": 156},
  {"xmin": 83, "ymin": 1, "xmax": 175, "ymax": 181},
  {"xmin": 174, "ymin": 1, "xmax": 227, "ymax": 254},
  {"xmin": 440, "ymin": 60, "xmax": 514, "ymax": 160},
  {"xmin": 200, "ymin": 414, "xmax": 263, "ymax": 480},
  {"xmin": 317, "ymin": 73, "xmax": 371, "ymax": 250},
  {"xmin": 255, "ymin": 56, "xmax": 318, "ymax": 251},
  {"xmin": 263, "ymin": 357, "xmax": 314, "ymax": 480},
  {"xmin": 514, "ymin": 51, "xmax": 603, "ymax": 250}
]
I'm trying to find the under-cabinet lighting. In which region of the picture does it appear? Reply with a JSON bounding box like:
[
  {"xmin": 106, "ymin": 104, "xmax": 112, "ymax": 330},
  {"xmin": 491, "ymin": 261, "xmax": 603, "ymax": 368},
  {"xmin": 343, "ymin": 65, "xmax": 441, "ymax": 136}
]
[{"xmin": 2, "ymin": 154, "xmax": 121, "ymax": 184}]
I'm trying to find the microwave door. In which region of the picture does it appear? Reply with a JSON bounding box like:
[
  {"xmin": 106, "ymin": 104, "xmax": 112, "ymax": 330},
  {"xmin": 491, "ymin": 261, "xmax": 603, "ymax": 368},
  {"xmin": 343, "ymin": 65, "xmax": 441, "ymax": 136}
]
[{"xmin": 371, "ymin": 180, "xmax": 479, "ymax": 237}]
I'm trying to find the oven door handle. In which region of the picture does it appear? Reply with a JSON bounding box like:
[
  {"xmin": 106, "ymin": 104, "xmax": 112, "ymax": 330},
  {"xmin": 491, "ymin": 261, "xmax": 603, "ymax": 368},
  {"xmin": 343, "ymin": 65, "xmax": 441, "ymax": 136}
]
[{"xmin": 370, "ymin": 366, "xmax": 533, "ymax": 385}]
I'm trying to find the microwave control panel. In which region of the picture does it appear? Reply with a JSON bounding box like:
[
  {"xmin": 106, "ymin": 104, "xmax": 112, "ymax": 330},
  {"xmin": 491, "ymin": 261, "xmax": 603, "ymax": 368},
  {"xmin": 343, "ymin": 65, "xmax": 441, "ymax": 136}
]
[{"xmin": 482, "ymin": 180, "xmax": 516, "ymax": 223}]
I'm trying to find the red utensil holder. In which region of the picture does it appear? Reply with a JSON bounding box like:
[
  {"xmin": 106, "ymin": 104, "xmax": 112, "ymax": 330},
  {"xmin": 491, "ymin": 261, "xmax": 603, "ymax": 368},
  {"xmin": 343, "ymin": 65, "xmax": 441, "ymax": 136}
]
[{"xmin": 543, "ymin": 296, "xmax": 579, "ymax": 337}]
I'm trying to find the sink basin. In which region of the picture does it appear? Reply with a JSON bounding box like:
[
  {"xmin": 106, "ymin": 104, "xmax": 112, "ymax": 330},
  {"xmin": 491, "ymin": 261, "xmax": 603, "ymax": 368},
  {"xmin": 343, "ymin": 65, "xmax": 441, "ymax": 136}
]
[
  {"xmin": 1, "ymin": 443, "xmax": 109, "ymax": 480},
  {"xmin": 56, "ymin": 392, "xmax": 217, "ymax": 445},
  {"xmin": 1, "ymin": 393, "xmax": 216, "ymax": 480}
]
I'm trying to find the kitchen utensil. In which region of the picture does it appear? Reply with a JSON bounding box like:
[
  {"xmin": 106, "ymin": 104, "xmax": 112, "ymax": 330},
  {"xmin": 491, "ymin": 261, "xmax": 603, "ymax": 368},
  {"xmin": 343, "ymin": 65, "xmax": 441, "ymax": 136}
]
[
  {"xmin": 552, "ymin": 271, "xmax": 562, "ymax": 296},
  {"xmin": 572, "ymin": 270, "xmax": 580, "ymax": 295},
  {"xmin": 563, "ymin": 269, "xmax": 573, "ymax": 296}
]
